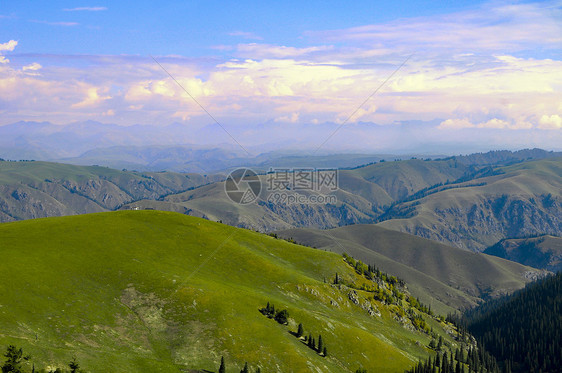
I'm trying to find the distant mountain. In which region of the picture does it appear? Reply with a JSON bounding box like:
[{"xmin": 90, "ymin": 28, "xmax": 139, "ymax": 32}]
[
  {"xmin": 122, "ymin": 158, "xmax": 473, "ymax": 230},
  {"xmin": 443, "ymin": 148, "xmax": 561, "ymax": 166},
  {"xmin": 2, "ymin": 151, "xmax": 561, "ymax": 253},
  {"xmin": 122, "ymin": 155, "xmax": 562, "ymax": 253},
  {"xmin": 276, "ymin": 224, "xmax": 546, "ymax": 315},
  {"xmin": 3, "ymin": 120, "xmax": 560, "ymax": 173},
  {"xmin": 484, "ymin": 235, "xmax": 562, "ymax": 272},
  {"xmin": 378, "ymin": 157, "xmax": 562, "ymax": 251},
  {"xmin": 0, "ymin": 160, "xmax": 221, "ymax": 222}
]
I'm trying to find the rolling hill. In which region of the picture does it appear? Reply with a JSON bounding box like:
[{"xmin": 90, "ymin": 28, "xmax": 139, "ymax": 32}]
[
  {"xmin": 276, "ymin": 224, "xmax": 546, "ymax": 315},
  {"xmin": 2, "ymin": 151, "xmax": 561, "ymax": 255},
  {"xmin": 377, "ymin": 158, "xmax": 562, "ymax": 251},
  {"xmin": 484, "ymin": 235, "xmax": 562, "ymax": 272},
  {"xmin": 1, "ymin": 211, "xmax": 461, "ymax": 372},
  {"xmin": 122, "ymin": 158, "xmax": 473, "ymax": 231},
  {"xmin": 0, "ymin": 160, "xmax": 221, "ymax": 222},
  {"xmin": 122, "ymin": 155, "xmax": 562, "ymax": 255}
]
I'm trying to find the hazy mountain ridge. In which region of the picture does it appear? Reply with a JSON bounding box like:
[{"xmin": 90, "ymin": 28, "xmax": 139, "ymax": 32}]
[
  {"xmin": 1, "ymin": 151, "xmax": 560, "ymax": 255},
  {"xmin": 0, "ymin": 161, "xmax": 221, "ymax": 222},
  {"xmin": 123, "ymin": 154, "xmax": 562, "ymax": 254}
]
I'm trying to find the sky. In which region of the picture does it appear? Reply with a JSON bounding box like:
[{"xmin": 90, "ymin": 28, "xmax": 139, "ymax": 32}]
[{"xmin": 0, "ymin": 0, "xmax": 561, "ymax": 153}]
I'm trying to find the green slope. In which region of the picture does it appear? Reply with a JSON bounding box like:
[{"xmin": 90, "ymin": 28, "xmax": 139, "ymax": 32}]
[
  {"xmin": 276, "ymin": 224, "xmax": 546, "ymax": 315},
  {"xmin": 0, "ymin": 211, "xmax": 459, "ymax": 372}
]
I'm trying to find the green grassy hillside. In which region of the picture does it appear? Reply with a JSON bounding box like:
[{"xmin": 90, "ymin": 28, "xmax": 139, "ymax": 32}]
[
  {"xmin": 276, "ymin": 224, "xmax": 546, "ymax": 315},
  {"xmin": 0, "ymin": 211, "xmax": 461, "ymax": 372},
  {"xmin": 484, "ymin": 235, "xmax": 562, "ymax": 272}
]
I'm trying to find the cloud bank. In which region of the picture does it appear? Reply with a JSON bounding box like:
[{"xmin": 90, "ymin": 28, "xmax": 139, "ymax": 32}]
[{"xmin": 0, "ymin": 1, "xmax": 560, "ymax": 152}]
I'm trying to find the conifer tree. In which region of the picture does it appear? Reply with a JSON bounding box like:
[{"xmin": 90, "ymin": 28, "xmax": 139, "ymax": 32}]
[
  {"xmin": 297, "ymin": 323, "xmax": 304, "ymax": 338},
  {"xmin": 68, "ymin": 357, "xmax": 79, "ymax": 373},
  {"xmin": 2, "ymin": 345, "xmax": 28, "ymax": 373},
  {"xmin": 317, "ymin": 335, "xmax": 323, "ymax": 353},
  {"xmin": 218, "ymin": 356, "xmax": 225, "ymax": 373}
]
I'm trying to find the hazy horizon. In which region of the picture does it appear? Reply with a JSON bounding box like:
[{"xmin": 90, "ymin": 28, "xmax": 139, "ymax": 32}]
[{"xmin": 1, "ymin": 0, "xmax": 561, "ymax": 158}]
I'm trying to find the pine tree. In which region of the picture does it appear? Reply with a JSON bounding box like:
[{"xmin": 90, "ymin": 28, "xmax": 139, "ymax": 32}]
[
  {"xmin": 2, "ymin": 345, "xmax": 28, "ymax": 373},
  {"xmin": 218, "ymin": 356, "xmax": 226, "ymax": 373},
  {"xmin": 297, "ymin": 323, "xmax": 304, "ymax": 338},
  {"xmin": 323, "ymin": 346, "xmax": 327, "ymax": 357},
  {"xmin": 68, "ymin": 357, "xmax": 79, "ymax": 373},
  {"xmin": 442, "ymin": 352, "xmax": 449, "ymax": 373},
  {"xmin": 317, "ymin": 335, "xmax": 323, "ymax": 353}
]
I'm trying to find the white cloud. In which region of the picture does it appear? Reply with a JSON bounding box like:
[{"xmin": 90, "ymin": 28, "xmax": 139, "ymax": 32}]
[
  {"xmin": 235, "ymin": 43, "xmax": 334, "ymax": 58},
  {"xmin": 308, "ymin": 2, "xmax": 562, "ymax": 53},
  {"xmin": 0, "ymin": 0, "xmax": 560, "ymax": 151},
  {"xmin": 22, "ymin": 62, "xmax": 42, "ymax": 71},
  {"xmin": 72, "ymin": 87, "xmax": 111, "ymax": 108},
  {"xmin": 274, "ymin": 112, "xmax": 299, "ymax": 123},
  {"xmin": 63, "ymin": 7, "xmax": 107, "ymax": 11},
  {"xmin": 30, "ymin": 20, "xmax": 79, "ymax": 27},
  {"xmin": 0, "ymin": 40, "xmax": 17, "ymax": 52},
  {"xmin": 539, "ymin": 114, "xmax": 562, "ymax": 129},
  {"xmin": 228, "ymin": 31, "xmax": 262, "ymax": 40}
]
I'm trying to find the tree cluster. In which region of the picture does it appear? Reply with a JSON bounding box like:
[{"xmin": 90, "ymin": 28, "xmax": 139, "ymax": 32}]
[
  {"xmin": 406, "ymin": 345, "xmax": 501, "ymax": 373},
  {"xmin": 259, "ymin": 302, "xmax": 289, "ymax": 325},
  {"xmin": 1, "ymin": 345, "xmax": 84, "ymax": 373}
]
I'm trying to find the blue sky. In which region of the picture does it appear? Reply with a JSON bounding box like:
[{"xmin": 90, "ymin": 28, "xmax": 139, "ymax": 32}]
[
  {"xmin": 2, "ymin": 1, "xmax": 486, "ymax": 56},
  {"xmin": 1, "ymin": 1, "xmax": 561, "ymax": 152}
]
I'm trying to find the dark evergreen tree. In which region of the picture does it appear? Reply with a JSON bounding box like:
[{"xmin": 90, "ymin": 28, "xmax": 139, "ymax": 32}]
[
  {"xmin": 296, "ymin": 323, "xmax": 304, "ymax": 338},
  {"xmin": 68, "ymin": 357, "xmax": 79, "ymax": 373},
  {"xmin": 218, "ymin": 356, "xmax": 226, "ymax": 373},
  {"xmin": 2, "ymin": 345, "xmax": 28, "ymax": 373},
  {"xmin": 317, "ymin": 334, "xmax": 323, "ymax": 353},
  {"xmin": 274, "ymin": 309, "xmax": 289, "ymax": 325},
  {"xmin": 323, "ymin": 346, "xmax": 327, "ymax": 357}
]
